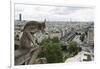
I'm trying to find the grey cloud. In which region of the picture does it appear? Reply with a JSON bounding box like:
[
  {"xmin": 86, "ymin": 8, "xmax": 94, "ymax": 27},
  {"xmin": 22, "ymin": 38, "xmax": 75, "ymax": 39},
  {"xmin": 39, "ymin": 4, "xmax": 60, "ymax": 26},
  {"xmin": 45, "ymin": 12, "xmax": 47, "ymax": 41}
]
[{"xmin": 51, "ymin": 6, "xmax": 93, "ymax": 15}]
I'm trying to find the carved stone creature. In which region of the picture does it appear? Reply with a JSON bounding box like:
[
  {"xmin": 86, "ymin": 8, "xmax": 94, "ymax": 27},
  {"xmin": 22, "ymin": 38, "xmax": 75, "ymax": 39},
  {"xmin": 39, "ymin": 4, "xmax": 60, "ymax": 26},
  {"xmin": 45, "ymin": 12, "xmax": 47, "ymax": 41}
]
[
  {"xmin": 20, "ymin": 20, "xmax": 46, "ymax": 49},
  {"xmin": 15, "ymin": 20, "xmax": 46, "ymax": 65}
]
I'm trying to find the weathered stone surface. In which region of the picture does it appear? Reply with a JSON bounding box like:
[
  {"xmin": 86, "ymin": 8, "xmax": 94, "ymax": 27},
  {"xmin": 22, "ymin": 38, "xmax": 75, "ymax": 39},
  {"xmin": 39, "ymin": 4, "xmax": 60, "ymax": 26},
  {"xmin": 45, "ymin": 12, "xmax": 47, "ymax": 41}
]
[{"xmin": 15, "ymin": 47, "xmax": 41, "ymax": 65}]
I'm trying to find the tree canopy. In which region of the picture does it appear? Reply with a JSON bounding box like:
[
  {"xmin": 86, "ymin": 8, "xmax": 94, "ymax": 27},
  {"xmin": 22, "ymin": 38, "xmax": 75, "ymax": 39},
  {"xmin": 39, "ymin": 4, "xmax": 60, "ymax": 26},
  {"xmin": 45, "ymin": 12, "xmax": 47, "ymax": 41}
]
[{"xmin": 39, "ymin": 37, "xmax": 63, "ymax": 63}]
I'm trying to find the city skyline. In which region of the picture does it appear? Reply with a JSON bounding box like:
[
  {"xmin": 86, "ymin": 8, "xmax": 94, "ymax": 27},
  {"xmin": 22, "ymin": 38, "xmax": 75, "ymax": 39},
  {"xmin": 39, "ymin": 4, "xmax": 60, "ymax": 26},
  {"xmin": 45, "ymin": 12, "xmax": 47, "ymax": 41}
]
[{"xmin": 15, "ymin": 4, "xmax": 94, "ymax": 22}]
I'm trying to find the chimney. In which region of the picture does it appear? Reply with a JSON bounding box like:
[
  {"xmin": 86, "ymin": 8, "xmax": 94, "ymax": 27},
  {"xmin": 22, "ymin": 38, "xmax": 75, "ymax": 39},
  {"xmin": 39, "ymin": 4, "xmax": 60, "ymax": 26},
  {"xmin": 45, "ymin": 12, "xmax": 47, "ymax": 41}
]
[{"xmin": 19, "ymin": 13, "xmax": 22, "ymax": 21}]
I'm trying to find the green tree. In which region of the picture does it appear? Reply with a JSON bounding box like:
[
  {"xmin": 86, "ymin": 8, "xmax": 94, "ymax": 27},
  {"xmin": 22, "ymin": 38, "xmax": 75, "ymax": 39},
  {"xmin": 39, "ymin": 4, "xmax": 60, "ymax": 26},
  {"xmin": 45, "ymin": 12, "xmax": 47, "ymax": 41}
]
[
  {"xmin": 68, "ymin": 41, "xmax": 78, "ymax": 53},
  {"xmin": 68, "ymin": 41, "xmax": 82, "ymax": 56},
  {"xmin": 39, "ymin": 37, "xmax": 63, "ymax": 63},
  {"xmin": 80, "ymin": 33, "xmax": 85, "ymax": 42},
  {"xmin": 85, "ymin": 31, "xmax": 88, "ymax": 37},
  {"xmin": 51, "ymin": 37, "xmax": 60, "ymax": 43}
]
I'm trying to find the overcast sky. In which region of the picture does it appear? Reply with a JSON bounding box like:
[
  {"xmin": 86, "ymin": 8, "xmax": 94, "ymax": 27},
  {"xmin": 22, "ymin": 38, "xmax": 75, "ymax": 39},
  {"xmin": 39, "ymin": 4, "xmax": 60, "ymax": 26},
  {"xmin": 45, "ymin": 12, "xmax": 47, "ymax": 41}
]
[{"xmin": 15, "ymin": 4, "xmax": 94, "ymax": 21}]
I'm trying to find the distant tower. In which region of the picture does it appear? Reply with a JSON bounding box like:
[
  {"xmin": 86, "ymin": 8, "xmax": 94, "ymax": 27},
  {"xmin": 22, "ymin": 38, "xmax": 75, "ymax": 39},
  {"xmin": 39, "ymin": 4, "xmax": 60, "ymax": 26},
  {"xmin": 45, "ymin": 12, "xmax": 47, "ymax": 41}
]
[
  {"xmin": 70, "ymin": 18, "xmax": 72, "ymax": 22},
  {"xmin": 44, "ymin": 18, "xmax": 46, "ymax": 23},
  {"xmin": 19, "ymin": 13, "xmax": 22, "ymax": 21}
]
